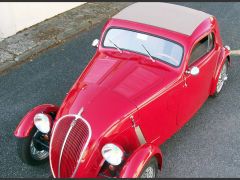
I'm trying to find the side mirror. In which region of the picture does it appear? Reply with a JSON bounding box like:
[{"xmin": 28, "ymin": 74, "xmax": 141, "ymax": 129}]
[
  {"xmin": 92, "ymin": 39, "xmax": 99, "ymax": 47},
  {"xmin": 186, "ymin": 66, "xmax": 199, "ymax": 76},
  {"xmin": 224, "ymin": 45, "xmax": 231, "ymax": 51}
]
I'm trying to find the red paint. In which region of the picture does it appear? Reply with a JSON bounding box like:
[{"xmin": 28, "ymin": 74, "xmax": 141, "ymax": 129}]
[
  {"xmin": 14, "ymin": 9, "xmax": 229, "ymax": 178},
  {"xmin": 119, "ymin": 143, "xmax": 162, "ymax": 178},
  {"xmin": 14, "ymin": 104, "xmax": 59, "ymax": 138}
]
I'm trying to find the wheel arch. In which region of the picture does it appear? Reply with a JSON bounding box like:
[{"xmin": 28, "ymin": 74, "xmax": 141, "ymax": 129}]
[
  {"xmin": 14, "ymin": 104, "xmax": 59, "ymax": 138},
  {"xmin": 119, "ymin": 143, "xmax": 162, "ymax": 178}
]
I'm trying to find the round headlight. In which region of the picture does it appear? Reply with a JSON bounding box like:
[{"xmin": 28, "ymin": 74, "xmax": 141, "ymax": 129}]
[
  {"xmin": 101, "ymin": 143, "xmax": 124, "ymax": 166},
  {"xmin": 33, "ymin": 113, "xmax": 51, "ymax": 133}
]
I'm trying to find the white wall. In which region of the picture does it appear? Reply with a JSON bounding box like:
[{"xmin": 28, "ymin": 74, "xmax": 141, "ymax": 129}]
[{"xmin": 0, "ymin": 2, "xmax": 85, "ymax": 40}]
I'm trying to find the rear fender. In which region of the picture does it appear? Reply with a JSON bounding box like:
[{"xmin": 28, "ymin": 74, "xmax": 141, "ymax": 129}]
[
  {"xmin": 14, "ymin": 104, "xmax": 59, "ymax": 138},
  {"xmin": 119, "ymin": 143, "xmax": 162, "ymax": 178},
  {"xmin": 210, "ymin": 46, "xmax": 231, "ymax": 95}
]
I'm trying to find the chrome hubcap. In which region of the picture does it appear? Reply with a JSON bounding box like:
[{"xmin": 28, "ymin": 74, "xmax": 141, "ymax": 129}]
[
  {"xmin": 216, "ymin": 63, "xmax": 228, "ymax": 93},
  {"xmin": 30, "ymin": 131, "xmax": 49, "ymax": 161},
  {"xmin": 141, "ymin": 166, "xmax": 155, "ymax": 178}
]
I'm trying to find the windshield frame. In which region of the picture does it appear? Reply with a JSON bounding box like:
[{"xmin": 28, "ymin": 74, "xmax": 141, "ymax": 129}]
[{"xmin": 101, "ymin": 26, "xmax": 185, "ymax": 68}]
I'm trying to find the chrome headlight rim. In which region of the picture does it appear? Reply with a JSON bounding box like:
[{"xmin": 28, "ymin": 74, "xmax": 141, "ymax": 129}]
[
  {"xmin": 101, "ymin": 143, "xmax": 124, "ymax": 166},
  {"xmin": 33, "ymin": 113, "xmax": 51, "ymax": 134}
]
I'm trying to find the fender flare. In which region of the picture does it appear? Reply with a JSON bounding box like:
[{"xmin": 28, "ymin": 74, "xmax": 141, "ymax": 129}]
[
  {"xmin": 119, "ymin": 143, "xmax": 162, "ymax": 178},
  {"xmin": 210, "ymin": 46, "xmax": 231, "ymax": 95},
  {"xmin": 14, "ymin": 104, "xmax": 59, "ymax": 138}
]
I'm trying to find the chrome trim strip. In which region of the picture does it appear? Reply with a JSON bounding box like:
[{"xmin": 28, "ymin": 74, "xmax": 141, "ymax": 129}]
[
  {"xmin": 49, "ymin": 108, "xmax": 92, "ymax": 178},
  {"xmin": 135, "ymin": 126, "xmax": 146, "ymax": 145},
  {"xmin": 130, "ymin": 115, "xmax": 146, "ymax": 145},
  {"xmin": 71, "ymin": 111, "xmax": 92, "ymax": 177}
]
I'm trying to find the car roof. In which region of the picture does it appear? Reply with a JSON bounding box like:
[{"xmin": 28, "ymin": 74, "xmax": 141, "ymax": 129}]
[{"xmin": 113, "ymin": 2, "xmax": 212, "ymax": 36}]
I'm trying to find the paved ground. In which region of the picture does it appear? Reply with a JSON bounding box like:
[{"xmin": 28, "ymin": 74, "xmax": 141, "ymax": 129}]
[
  {"xmin": 0, "ymin": 2, "xmax": 132, "ymax": 73},
  {"xmin": 0, "ymin": 2, "xmax": 240, "ymax": 178}
]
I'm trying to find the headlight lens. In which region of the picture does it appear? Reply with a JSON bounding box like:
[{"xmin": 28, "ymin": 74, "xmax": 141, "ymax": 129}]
[
  {"xmin": 33, "ymin": 113, "xmax": 51, "ymax": 133},
  {"xmin": 101, "ymin": 143, "xmax": 124, "ymax": 166}
]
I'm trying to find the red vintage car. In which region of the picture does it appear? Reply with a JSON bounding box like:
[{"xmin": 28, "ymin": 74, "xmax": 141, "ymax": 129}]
[{"xmin": 14, "ymin": 2, "xmax": 231, "ymax": 178}]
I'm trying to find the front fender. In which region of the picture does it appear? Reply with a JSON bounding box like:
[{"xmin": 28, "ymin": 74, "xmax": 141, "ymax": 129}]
[
  {"xmin": 119, "ymin": 143, "xmax": 162, "ymax": 178},
  {"xmin": 14, "ymin": 104, "xmax": 59, "ymax": 138},
  {"xmin": 210, "ymin": 46, "xmax": 231, "ymax": 95}
]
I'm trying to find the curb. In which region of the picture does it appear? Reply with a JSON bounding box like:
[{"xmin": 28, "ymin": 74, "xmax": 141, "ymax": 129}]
[
  {"xmin": 231, "ymin": 50, "xmax": 240, "ymax": 56},
  {"xmin": 0, "ymin": 2, "xmax": 133, "ymax": 74}
]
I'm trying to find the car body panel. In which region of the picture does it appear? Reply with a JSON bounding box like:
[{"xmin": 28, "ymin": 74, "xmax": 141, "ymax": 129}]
[
  {"xmin": 119, "ymin": 143, "xmax": 162, "ymax": 178},
  {"xmin": 14, "ymin": 104, "xmax": 59, "ymax": 138}
]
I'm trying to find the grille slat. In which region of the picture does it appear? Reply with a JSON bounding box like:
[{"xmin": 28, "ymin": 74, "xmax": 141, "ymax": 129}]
[{"xmin": 50, "ymin": 114, "xmax": 91, "ymax": 178}]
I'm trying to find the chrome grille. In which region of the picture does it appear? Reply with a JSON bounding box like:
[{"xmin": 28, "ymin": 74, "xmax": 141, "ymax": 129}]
[{"xmin": 49, "ymin": 111, "xmax": 91, "ymax": 178}]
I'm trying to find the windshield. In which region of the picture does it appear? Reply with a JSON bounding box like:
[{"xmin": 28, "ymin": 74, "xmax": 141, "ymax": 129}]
[{"xmin": 103, "ymin": 28, "xmax": 184, "ymax": 67}]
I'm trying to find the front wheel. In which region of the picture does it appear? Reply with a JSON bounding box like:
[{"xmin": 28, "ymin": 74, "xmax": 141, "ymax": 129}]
[
  {"xmin": 139, "ymin": 157, "xmax": 158, "ymax": 178},
  {"xmin": 17, "ymin": 127, "xmax": 49, "ymax": 165}
]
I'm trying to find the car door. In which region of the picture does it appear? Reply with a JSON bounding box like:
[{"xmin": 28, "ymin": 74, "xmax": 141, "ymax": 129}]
[{"xmin": 177, "ymin": 32, "xmax": 219, "ymax": 126}]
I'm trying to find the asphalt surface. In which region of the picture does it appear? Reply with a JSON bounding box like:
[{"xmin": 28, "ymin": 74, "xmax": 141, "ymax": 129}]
[{"xmin": 0, "ymin": 2, "xmax": 240, "ymax": 178}]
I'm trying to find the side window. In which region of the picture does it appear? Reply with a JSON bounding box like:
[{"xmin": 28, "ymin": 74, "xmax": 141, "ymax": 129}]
[
  {"xmin": 208, "ymin": 32, "xmax": 214, "ymax": 51},
  {"xmin": 189, "ymin": 32, "xmax": 215, "ymax": 65}
]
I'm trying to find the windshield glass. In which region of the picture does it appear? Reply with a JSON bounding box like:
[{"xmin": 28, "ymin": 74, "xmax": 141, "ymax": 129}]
[{"xmin": 103, "ymin": 28, "xmax": 184, "ymax": 67}]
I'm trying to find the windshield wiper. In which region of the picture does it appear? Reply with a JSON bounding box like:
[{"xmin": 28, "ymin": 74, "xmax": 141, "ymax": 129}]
[
  {"xmin": 141, "ymin": 44, "xmax": 155, "ymax": 62},
  {"xmin": 108, "ymin": 38, "xmax": 122, "ymax": 53}
]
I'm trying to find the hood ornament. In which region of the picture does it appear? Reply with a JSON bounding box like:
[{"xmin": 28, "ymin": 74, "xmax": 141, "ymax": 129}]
[
  {"xmin": 70, "ymin": 118, "xmax": 77, "ymax": 127},
  {"xmin": 70, "ymin": 107, "xmax": 84, "ymax": 127}
]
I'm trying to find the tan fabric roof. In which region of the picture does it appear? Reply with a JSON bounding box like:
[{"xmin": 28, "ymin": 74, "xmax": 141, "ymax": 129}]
[{"xmin": 113, "ymin": 2, "xmax": 212, "ymax": 36}]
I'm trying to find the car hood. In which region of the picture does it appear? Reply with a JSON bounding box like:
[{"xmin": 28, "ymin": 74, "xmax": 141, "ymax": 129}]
[
  {"xmin": 55, "ymin": 52, "xmax": 178, "ymax": 136},
  {"xmin": 55, "ymin": 83, "xmax": 137, "ymax": 140}
]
